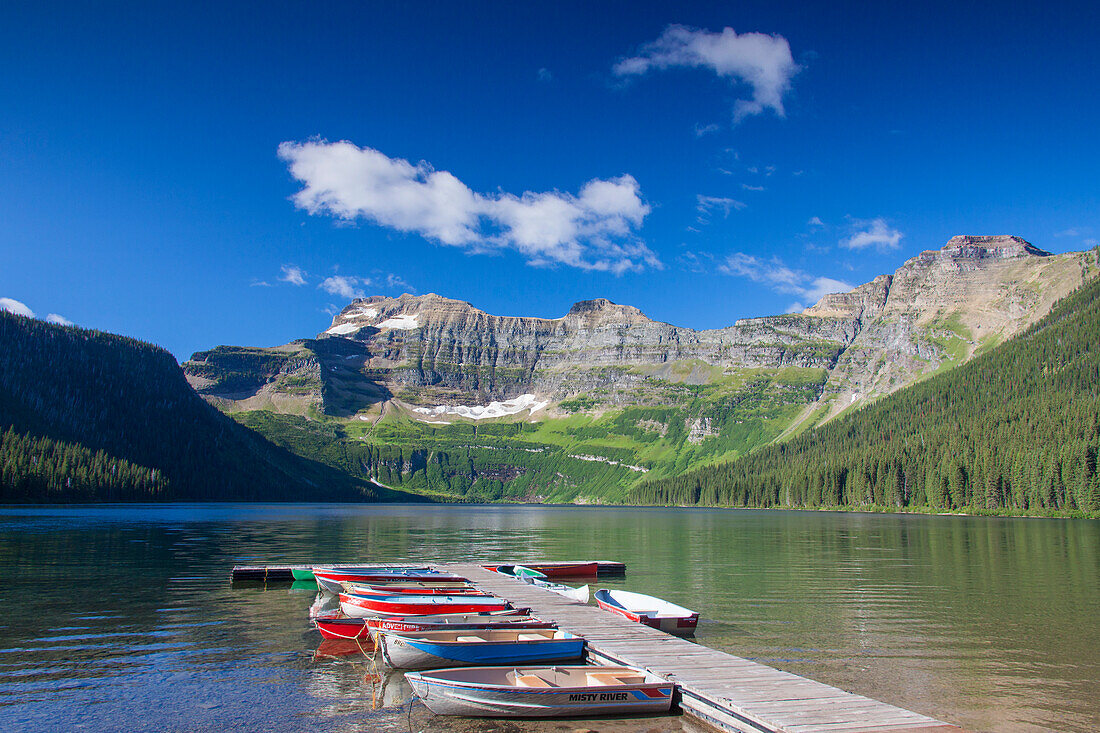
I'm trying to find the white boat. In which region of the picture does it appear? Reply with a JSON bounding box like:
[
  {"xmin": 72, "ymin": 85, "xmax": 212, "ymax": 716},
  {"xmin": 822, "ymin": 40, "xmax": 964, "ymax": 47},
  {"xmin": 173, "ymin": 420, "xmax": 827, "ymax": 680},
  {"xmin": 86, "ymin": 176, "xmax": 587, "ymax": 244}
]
[
  {"xmin": 377, "ymin": 628, "xmax": 584, "ymax": 670},
  {"xmin": 593, "ymin": 589, "xmax": 698, "ymax": 636},
  {"xmin": 405, "ymin": 665, "xmax": 675, "ymax": 717},
  {"xmin": 523, "ymin": 576, "xmax": 590, "ymax": 603}
]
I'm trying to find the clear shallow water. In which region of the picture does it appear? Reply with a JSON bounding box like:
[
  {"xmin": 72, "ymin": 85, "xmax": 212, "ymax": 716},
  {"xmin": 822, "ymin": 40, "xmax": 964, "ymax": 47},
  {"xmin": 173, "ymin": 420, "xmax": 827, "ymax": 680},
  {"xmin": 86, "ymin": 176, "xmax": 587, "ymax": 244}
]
[{"xmin": 0, "ymin": 504, "xmax": 1097, "ymax": 733}]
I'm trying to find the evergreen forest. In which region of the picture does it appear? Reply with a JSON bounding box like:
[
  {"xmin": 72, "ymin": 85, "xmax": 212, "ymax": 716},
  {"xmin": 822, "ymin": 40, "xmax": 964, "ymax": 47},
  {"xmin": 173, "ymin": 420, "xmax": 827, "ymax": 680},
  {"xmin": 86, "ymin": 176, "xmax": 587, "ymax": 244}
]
[
  {"xmin": 0, "ymin": 312, "xmax": 403, "ymax": 502},
  {"xmin": 632, "ymin": 274, "xmax": 1100, "ymax": 516}
]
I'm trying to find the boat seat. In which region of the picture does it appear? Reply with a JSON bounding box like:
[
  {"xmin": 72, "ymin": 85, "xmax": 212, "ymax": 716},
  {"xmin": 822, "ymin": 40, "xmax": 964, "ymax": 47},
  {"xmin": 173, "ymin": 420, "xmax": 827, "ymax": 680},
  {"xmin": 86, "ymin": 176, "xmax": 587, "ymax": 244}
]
[
  {"xmin": 455, "ymin": 636, "xmax": 484, "ymax": 642},
  {"xmin": 516, "ymin": 633, "xmax": 548, "ymax": 641},
  {"xmin": 586, "ymin": 672, "xmax": 646, "ymax": 686},
  {"xmin": 515, "ymin": 674, "xmax": 554, "ymax": 688}
]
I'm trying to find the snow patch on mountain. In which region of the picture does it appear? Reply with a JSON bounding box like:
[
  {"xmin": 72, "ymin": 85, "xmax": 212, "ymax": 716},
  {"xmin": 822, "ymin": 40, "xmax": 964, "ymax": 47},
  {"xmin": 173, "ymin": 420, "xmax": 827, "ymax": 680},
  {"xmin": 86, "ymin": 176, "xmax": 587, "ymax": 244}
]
[
  {"xmin": 378, "ymin": 314, "xmax": 419, "ymax": 330},
  {"xmin": 325, "ymin": 323, "xmax": 362, "ymax": 335},
  {"xmin": 412, "ymin": 394, "xmax": 548, "ymax": 420}
]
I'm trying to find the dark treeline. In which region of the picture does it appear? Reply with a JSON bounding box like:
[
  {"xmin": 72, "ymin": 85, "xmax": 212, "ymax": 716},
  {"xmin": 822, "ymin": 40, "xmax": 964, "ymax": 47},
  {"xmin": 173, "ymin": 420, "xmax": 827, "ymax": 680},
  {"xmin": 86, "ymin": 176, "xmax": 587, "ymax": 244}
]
[
  {"xmin": 0, "ymin": 312, "xmax": 398, "ymax": 502},
  {"xmin": 633, "ymin": 269, "xmax": 1100, "ymax": 515}
]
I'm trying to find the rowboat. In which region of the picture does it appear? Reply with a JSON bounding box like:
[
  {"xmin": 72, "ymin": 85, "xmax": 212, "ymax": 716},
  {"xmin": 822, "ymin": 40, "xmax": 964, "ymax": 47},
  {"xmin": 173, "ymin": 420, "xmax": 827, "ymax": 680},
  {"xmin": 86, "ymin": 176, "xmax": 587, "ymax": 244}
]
[
  {"xmin": 368, "ymin": 614, "xmax": 551, "ymax": 635},
  {"xmin": 295, "ymin": 564, "xmax": 430, "ymax": 581},
  {"xmin": 317, "ymin": 613, "xmax": 553, "ymax": 641},
  {"xmin": 593, "ymin": 589, "xmax": 698, "ymax": 636},
  {"xmin": 493, "ymin": 565, "xmax": 547, "ymax": 579},
  {"xmin": 523, "ymin": 576, "xmax": 590, "ymax": 603},
  {"xmin": 314, "ymin": 568, "xmax": 467, "ymax": 594},
  {"xmin": 338, "ymin": 592, "xmax": 512, "ymax": 618},
  {"xmin": 342, "ymin": 581, "xmax": 487, "ymax": 596},
  {"xmin": 404, "ymin": 665, "xmax": 675, "ymax": 717},
  {"xmin": 377, "ymin": 629, "xmax": 584, "ymax": 670},
  {"xmin": 483, "ymin": 561, "xmax": 598, "ymax": 578}
]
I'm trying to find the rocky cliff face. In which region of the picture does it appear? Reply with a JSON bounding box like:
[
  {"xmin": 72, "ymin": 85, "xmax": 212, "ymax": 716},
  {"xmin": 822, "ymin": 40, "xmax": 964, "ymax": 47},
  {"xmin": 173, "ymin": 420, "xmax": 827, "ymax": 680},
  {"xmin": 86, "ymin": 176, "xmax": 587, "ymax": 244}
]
[{"xmin": 184, "ymin": 237, "xmax": 1093, "ymax": 427}]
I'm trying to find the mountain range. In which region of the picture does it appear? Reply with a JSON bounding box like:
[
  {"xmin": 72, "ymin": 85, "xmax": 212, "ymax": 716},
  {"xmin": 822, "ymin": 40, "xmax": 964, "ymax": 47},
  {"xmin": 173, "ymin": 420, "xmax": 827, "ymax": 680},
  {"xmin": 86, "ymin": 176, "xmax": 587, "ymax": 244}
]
[{"xmin": 180, "ymin": 235, "xmax": 1098, "ymax": 503}]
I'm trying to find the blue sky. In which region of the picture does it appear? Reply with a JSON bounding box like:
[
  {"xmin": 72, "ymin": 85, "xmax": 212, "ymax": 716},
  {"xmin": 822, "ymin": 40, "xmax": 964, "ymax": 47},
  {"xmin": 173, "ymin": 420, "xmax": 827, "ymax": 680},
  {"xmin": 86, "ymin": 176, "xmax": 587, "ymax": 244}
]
[{"xmin": 2, "ymin": 1, "xmax": 1098, "ymax": 359}]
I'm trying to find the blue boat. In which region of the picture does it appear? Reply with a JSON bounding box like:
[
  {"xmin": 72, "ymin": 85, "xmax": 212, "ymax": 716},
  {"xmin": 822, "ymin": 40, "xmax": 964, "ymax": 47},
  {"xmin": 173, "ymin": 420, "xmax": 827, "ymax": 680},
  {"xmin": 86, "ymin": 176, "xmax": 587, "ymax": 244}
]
[{"xmin": 377, "ymin": 628, "xmax": 585, "ymax": 670}]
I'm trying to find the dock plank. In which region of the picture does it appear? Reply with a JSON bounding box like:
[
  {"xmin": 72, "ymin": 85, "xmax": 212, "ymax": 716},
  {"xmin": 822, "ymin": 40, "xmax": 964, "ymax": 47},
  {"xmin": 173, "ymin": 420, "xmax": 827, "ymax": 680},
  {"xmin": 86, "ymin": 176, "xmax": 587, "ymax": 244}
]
[{"xmin": 444, "ymin": 562, "xmax": 962, "ymax": 733}]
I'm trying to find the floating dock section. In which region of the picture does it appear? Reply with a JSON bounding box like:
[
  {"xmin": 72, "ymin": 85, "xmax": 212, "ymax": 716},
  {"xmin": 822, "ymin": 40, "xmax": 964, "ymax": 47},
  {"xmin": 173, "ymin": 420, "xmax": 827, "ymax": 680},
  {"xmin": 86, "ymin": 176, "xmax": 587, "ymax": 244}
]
[
  {"xmin": 445, "ymin": 562, "xmax": 963, "ymax": 733},
  {"xmin": 230, "ymin": 560, "xmax": 625, "ymax": 582}
]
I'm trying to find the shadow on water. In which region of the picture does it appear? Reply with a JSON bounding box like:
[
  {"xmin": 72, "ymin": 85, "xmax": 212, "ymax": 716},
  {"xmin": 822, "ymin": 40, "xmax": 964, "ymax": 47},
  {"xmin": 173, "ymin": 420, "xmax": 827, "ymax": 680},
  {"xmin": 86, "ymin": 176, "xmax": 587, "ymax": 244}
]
[{"xmin": 0, "ymin": 504, "xmax": 1096, "ymax": 732}]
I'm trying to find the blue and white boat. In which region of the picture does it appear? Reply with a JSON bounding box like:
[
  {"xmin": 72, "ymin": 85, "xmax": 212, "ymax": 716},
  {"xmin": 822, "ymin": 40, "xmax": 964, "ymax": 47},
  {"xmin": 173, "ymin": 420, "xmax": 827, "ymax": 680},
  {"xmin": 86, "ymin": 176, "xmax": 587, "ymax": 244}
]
[{"xmin": 376, "ymin": 628, "xmax": 584, "ymax": 670}]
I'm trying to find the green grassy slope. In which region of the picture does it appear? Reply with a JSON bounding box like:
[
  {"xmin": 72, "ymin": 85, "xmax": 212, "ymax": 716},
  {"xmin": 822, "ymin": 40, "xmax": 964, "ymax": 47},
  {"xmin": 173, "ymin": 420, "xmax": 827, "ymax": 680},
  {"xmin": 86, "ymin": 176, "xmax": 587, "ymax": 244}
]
[{"xmin": 232, "ymin": 365, "xmax": 830, "ymax": 503}]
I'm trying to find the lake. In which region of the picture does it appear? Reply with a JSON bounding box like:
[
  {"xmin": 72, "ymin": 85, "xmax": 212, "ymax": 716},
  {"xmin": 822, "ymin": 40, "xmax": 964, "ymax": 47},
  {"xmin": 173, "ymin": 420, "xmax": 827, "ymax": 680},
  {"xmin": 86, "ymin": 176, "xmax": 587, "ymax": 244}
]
[{"xmin": 0, "ymin": 504, "xmax": 1096, "ymax": 732}]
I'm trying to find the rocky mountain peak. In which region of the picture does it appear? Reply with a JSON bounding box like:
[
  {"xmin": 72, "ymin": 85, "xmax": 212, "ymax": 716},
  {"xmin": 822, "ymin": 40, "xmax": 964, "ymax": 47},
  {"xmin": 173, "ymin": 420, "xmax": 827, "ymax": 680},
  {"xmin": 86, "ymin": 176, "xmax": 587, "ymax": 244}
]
[
  {"xmin": 319, "ymin": 293, "xmax": 481, "ymax": 338},
  {"xmin": 564, "ymin": 298, "xmax": 650, "ymax": 327},
  {"xmin": 935, "ymin": 235, "xmax": 1051, "ymax": 260}
]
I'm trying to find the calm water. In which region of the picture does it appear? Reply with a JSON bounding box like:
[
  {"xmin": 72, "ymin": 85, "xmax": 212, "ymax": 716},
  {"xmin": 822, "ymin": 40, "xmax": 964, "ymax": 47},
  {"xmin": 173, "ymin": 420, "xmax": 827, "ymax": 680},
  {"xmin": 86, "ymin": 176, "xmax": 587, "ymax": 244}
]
[{"xmin": 0, "ymin": 504, "xmax": 1096, "ymax": 733}]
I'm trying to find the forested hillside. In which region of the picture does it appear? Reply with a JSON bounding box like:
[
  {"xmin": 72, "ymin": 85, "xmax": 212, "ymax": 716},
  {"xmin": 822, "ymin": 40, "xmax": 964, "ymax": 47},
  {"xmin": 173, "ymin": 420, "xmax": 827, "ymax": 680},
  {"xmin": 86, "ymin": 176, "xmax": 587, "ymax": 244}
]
[
  {"xmin": 632, "ymin": 270, "xmax": 1100, "ymax": 516},
  {"xmin": 0, "ymin": 312, "xmax": 404, "ymax": 502}
]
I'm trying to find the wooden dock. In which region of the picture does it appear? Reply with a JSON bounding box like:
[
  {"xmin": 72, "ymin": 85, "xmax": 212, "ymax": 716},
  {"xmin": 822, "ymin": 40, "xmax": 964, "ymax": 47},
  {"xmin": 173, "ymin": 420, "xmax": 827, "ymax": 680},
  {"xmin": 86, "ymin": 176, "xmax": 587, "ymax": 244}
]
[
  {"xmin": 445, "ymin": 562, "xmax": 962, "ymax": 733},
  {"xmin": 230, "ymin": 560, "xmax": 626, "ymax": 582}
]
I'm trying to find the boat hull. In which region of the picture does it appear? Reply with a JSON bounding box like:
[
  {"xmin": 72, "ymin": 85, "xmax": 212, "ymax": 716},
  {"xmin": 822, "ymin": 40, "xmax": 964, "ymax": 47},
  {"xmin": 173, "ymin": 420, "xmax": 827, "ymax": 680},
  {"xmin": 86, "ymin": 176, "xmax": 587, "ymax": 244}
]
[
  {"xmin": 368, "ymin": 616, "xmax": 552, "ymax": 635},
  {"xmin": 593, "ymin": 589, "xmax": 698, "ymax": 637},
  {"xmin": 525, "ymin": 577, "xmax": 590, "ymax": 603},
  {"xmin": 318, "ymin": 616, "xmax": 554, "ymax": 640},
  {"xmin": 339, "ymin": 593, "xmax": 511, "ymax": 618},
  {"xmin": 483, "ymin": 561, "xmax": 598, "ymax": 578},
  {"xmin": 378, "ymin": 632, "xmax": 584, "ymax": 670},
  {"xmin": 405, "ymin": 666, "xmax": 674, "ymax": 717},
  {"xmin": 315, "ymin": 570, "xmax": 466, "ymax": 595},
  {"xmin": 343, "ymin": 582, "xmax": 486, "ymax": 596}
]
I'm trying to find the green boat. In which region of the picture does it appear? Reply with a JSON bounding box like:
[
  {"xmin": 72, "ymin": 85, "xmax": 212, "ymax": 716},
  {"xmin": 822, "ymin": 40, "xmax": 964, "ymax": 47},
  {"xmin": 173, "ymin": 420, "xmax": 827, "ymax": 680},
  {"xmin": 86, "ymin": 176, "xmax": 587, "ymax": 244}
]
[
  {"xmin": 511, "ymin": 565, "xmax": 547, "ymax": 580},
  {"xmin": 291, "ymin": 567, "xmax": 315, "ymax": 581}
]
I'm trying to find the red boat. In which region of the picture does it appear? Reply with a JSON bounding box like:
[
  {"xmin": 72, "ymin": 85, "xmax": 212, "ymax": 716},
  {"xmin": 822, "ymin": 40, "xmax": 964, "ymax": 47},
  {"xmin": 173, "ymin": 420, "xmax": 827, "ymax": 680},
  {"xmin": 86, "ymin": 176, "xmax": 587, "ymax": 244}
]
[
  {"xmin": 482, "ymin": 561, "xmax": 599, "ymax": 578},
  {"xmin": 314, "ymin": 569, "xmax": 468, "ymax": 594},
  {"xmin": 343, "ymin": 581, "xmax": 488, "ymax": 596},
  {"xmin": 317, "ymin": 612, "xmax": 550, "ymax": 640},
  {"xmin": 339, "ymin": 592, "xmax": 512, "ymax": 618}
]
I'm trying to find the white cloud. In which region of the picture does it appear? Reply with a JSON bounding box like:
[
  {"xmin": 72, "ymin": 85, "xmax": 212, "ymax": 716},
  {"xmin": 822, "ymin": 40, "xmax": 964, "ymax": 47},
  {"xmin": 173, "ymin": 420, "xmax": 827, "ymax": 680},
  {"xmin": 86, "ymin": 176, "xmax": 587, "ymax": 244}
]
[
  {"xmin": 0, "ymin": 298, "xmax": 73, "ymax": 326},
  {"xmin": 741, "ymin": 183, "xmax": 765, "ymax": 192},
  {"xmin": 250, "ymin": 280, "xmax": 273, "ymax": 287},
  {"xmin": 537, "ymin": 67, "xmax": 552, "ymax": 82},
  {"xmin": 279, "ymin": 265, "xmax": 308, "ymax": 285},
  {"xmin": 614, "ymin": 25, "xmax": 799, "ymax": 121},
  {"xmin": 694, "ymin": 122, "xmax": 720, "ymax": 137},
  {"xmin": 807, "ymin": 216, "xmax": 825, "ymax": 228},
  {"xmin": 840, "ymin": 218, "xmax": 903, "ymax": 251},
  {"xmin": 0, "ymin": 297, "xmax": 34, "ymax": 318},
  {"xmin": 279, "ymin": 140, "xmax": 658, "ymax": 273},
  {"xmin": 1084, "ymin": 238, "xmax": 1098, "ymax": 247},
  {"xmin": 677, "ymin": 250, "xmax": 711, "ymax": 273},
  {"xmin": 385, "ymin": 273, "xmax": 414, "ymax": 292},
  {"xmin": 320, "ymin": 275, "xmax": 371, "ymax": 300},
  {"xmin": 696, "ymin": 195, "xmax": 746, "ymax": 222},
  {"xmin": 718, "ymin": 252, "xmax": 852, "ymax": 311}
]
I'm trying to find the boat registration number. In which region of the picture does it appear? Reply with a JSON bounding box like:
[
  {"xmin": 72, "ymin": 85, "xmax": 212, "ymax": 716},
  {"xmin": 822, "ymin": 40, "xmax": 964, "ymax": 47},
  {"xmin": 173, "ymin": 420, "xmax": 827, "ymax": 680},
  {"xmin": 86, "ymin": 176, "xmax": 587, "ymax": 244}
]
[{"xmin": 568, "ymin": 692, "xmax": 630, "ymax": 701}]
